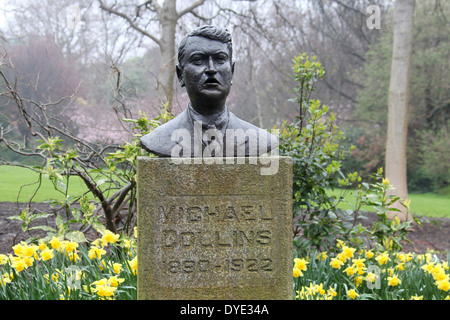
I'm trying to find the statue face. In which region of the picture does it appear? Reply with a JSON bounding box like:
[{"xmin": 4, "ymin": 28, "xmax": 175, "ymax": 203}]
[{"xmin": 177, "ymin": 36, "xmax": 234, "ymax": 111}]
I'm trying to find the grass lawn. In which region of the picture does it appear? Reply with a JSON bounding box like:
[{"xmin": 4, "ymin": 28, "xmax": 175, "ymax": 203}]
[
  {"xmin": 0, "ymin": 165, "xmax": 104, "ymax": 203},
  {"xmin": 329, "ymin": 188, "xmax": 450, "ymax": 219}
]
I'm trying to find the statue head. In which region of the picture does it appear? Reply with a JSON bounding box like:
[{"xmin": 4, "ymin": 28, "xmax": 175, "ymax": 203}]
[
  {"xmin": 177, "ymin": 25, "xmax": 233, "ymax": 75},
  {"xmin": 176, "ymin": 25, "xmax": 235, "ymax": 115}
]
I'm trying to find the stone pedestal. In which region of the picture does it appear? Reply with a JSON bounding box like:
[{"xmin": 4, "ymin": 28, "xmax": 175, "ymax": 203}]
[{"xmin": 137, "ymin": 156, "xmax": 292, "ymax": 300}]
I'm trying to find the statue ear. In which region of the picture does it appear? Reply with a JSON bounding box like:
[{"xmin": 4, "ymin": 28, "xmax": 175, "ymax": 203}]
[
  {"xmin": 176, "ymin": 65, "xmax": 185, "ymax": 87},
  {"xmin": 231, "ymin": 61, "xmax": 235, "ymax": 85}
]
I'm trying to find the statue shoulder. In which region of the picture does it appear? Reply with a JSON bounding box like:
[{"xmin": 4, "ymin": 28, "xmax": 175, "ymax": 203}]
[
  {"xmin": 140, "ymin": 110, "xmax": 190, "ymax": 156},
  {"xmin": 227, "ymin": 112, "xmax": 278, "ymax": 154}
]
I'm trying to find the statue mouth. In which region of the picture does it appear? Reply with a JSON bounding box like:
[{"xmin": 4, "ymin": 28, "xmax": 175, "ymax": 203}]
[{"xmin": 204, "ymin": 78, "xmax": 221, "ymax": 86}]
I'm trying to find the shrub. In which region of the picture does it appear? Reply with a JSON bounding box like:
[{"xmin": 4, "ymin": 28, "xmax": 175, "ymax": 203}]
[{"xmin": 279, "ymin": 54, "xmax": 418, "ymax": 256}]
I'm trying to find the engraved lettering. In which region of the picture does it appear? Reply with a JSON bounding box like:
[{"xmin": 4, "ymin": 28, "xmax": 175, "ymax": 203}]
[
  {"xmin": 168, "ymin": 261, "xmax": 179, "ymax": 273},
  {"xmin": 242, "ymin": 205, "xmax": 256, "ymax": 220},
  {"xmin": 197, "ymin": 231, "xmax": 213, "ymax": 247},
  {"xmin": 215, "ymin": 230, "xmax": 232, "ymax": 247},
  {"xmin": 204, "ymin": 206, "xmax": 219, "ymax": 222},
  {"xmin": 182, "ymin": 260, "xmax": 195, "ymax": 273},
  {"xmin": 256, "ymin": 230, "xmax": 271, "ymax": 245},
  {"xmin": 259, "ymin": 205, "xmax": 273, "ymax": 220},
  {"xmin": 238, "ymin": 230, "xmax": 254, "ymax": 246},
  {"xmin": 187, "ymin": 206, "xmax": 202, "ymax": 222},
  {"xmin": 231, "ymin": 259, "xmax": 243, "ymax": 271},
  {"xmin": 198, "ymin": 260, "xmax": 210, "ymax": 272},
  {"xmin": 225, "ymin": 206, "xmax": 239, "ymax": 221},
  {"xmin": 159, "ymin": 205, "xmax": 176, "ymax": 222},
  {"xmin": 181, "ymin": 232, "xmax": 195, "ymax": 247},
  {"xmin": 246, "ymin": 258, "xmax": 258, "ymax": 272},
  {"xmin": 261, "ymin": 259, "xmax": 273, "ymax": 271},
  {"xmin": 163, "ymin": 230, "xmax": 177, "ymax": 247}
]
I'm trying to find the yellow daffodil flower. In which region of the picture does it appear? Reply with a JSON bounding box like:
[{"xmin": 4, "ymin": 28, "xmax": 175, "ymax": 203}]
[
  {"xmin": 347, "ymin": 289, "xmax": 359, "ymax": 299},
  {"xmin": 294, "ymin": 258, "xmax": 309, "ymax": 271},
  {"xmin": 387, "ymin": 274, "xmax": 402, "ymax": 286},
  {"xmin": 330, "ymin": 258, "xmax": 344, "ymax": 269},
  {"xmin": 102, "ymin": 230, "xmax": 120, "ymax": 244}
]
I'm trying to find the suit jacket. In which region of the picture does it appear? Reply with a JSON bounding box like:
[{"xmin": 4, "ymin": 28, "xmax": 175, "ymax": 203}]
[{"xmin": 140, "ymin": 108, "xmax": 277, "ymax": 157}]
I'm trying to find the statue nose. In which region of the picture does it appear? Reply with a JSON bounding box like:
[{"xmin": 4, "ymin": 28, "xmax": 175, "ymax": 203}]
[{"xmin": 205, "ymin": 57, "xmax": 217, "ymax": 74}]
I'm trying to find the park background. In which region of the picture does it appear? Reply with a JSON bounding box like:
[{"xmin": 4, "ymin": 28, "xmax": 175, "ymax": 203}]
[{"xmin": 0, "ymin": 0, "xmax": 449, "ymax": 301}]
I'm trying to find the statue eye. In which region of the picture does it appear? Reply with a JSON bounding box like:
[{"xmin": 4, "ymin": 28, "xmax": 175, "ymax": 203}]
[
  {"xmin": 190, "ymin": 55, "xmax": 205, "ymax": 65},
  {"xmin": 215, "ymin": 54, "xmax": 228, "ymax": 64}
]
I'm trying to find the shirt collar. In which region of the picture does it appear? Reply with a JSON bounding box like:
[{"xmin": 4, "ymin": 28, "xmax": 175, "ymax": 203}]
[{"xmin": 187, "ymin": 103, "xmax": 229, "ymax": 134}]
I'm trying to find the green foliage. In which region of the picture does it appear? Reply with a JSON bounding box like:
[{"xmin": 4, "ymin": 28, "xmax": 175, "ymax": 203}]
[
  {"xmin": 280, "ymin": 54, "xmax": 416, "ymax": 256},
  {"xmin": 352, "ymin": 0, "xmax": 450, "ymax": 192},
  {"xmin": 418, "ymin": 124, "xmax": 450, "ymax": 192},
  {"xmin": 7, "ymin": 109, "xmax": 172, "ymax": 242}
]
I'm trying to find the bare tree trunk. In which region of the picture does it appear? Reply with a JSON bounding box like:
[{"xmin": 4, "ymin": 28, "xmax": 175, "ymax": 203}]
[
  {"xmin": 156, "ymin": 0, "xmax": 177, "ymax": 112},
  {"xmin": 385, "ymin": 0, "xmax": 415, "ymax": 221}
]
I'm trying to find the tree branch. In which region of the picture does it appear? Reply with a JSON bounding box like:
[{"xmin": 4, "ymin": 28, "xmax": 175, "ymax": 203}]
[
  {"xmin": 177, "ymin": 0, "xmax": 206, "ymax": 19},
  {"xmin": 98, "ymin": 0, "xmax": 161, "ymax": 46}
]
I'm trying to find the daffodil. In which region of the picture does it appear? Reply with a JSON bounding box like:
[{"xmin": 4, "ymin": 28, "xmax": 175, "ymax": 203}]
[
  {"xmin": 38, "ymin": 240, "xmax": 47, "ymax": 251},
  {"xmin": 102, "ymin": 230, "xmax": 120, "ymax": 244},
  {"xmin": 343, "ymin": 266, "xmax": 355, "ymax": 276},
  {"xmin": 365, "ymin": 250, "xmax": 374, "ymax": 259},
  {"xmin": 366, "ymin": 272, "xmax": 377, "ymax": 283},
  {"xmin": 336, "ymin": 253, "xmax": 347, "ymax": 263},
  {"xmin": 326, "ymin": 287, "xmax": 337, "ymax": 299},
  {"xmin": 49, "ymin": 237, "xmax": 62, "ymax": 250},
  {"xmin": 293, "ymin": 267, "xmax": 303, "ymax": 278},
  {"xmin": 0, "ymin": 273, "xmax": 12, "ymax": 287},
  {"xmin": 421, "ymin": 262, "xmax": 435, "ymax": 274},
  {"xmin": 40, "ymin": 248, "xmax": 54, "ymax": 261},
  {"xmin": 294, "ymin": 258, "xmax": 309, "ymax": 271},
  {"xmin": 316, "ymin": 252, "xmax": 327, "ymax": 261},
  {"xmin": 431, "ymin": 265, "xmax": 449, "ymax": 282},
  {"xmin": 62, "ymin": 241, "xmax": 79, "ymax": 253},
  {"xmin": 128, "ymin": 257, "xmax": 138, "ymax": 275},
  {"xmin": 0, "ymin": 254, "xmax": 8, "ymax": 265},
  {"xmin": 12, "ymin": 243, "xmax": 24, "ymax": 256},
  {"xmin": 436, "ymin": 279, "xmax": 450, "ymax": 292},
  {"xmin": 11, "ymin": 259, "xmax": 28, "ymax": 272},
  {"xmin": 395, "ymin": 263, "xmax": 405, "ymax": 271},
  {"xmin": 330, "ymin": 258, "xmax": 344, "ymax": 269},
  {"xmin": 342, "ymin": 246, "xmax": 356, "ymax": 259},
  {"xmin": 354, "ymin": 275, "xmax": 364, "ymax": 288},
  {"xmin": 387, "ymin": 274, "xmax": 402, "ymax": 286},
  {"xmin": 113, "ymin": 263, "xmax": 123, "ymax": 274},
  {"xmin": 375, "ymin": 252, "xmax": 390, "ymax": 265},
  {"xmin": 352, "ymin": 258, "xmax": 366, "ymax": 269},
  {"xmin": 88, "ymin": 246, "xmax": 106, "ymax": 260},
  {"xmin": 347, "ymin": 289, "xmax": 359, "ymax": 299},
  {"xmin": 67, "ymin": 251, "xmax": 79, "ymax": 262},
  {"xmin": 108, "ymin": 276, "xmax": 125, "ymax": 287}
]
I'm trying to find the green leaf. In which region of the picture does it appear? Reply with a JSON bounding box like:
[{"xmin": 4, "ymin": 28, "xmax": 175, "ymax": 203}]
[
  {"xmin": 72, "ymin": 209, "xmax": 81, "ymax": 220},
  {"xmin": 65, "ymin": 231, "xmax": 87, "ymax": 243},
  {"xmin": 30, "ymin": 213, "xmax": 52, "ymax": 221},
  {"xmin": 29, "ymin": 225, "xmax": 57, "ymax": 233}
]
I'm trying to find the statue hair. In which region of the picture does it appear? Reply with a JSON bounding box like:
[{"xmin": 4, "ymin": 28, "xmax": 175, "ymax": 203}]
[{"xmin": 177, "ymin": 25, "xmax": 233, "ymax": 68}]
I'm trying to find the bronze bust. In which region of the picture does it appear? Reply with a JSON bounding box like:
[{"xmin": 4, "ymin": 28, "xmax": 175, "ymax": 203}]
[{"xmin": 140, "ymin": 25, "xmax": 277, "ymax": 158}]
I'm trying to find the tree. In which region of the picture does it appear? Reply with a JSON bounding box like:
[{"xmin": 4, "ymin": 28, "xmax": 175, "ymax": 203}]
[
  {"xmin": 99, "ymin": 0, "xmax": 207, "ymax": 113},
  {"xmin": 385, "ymin": 0, "xmax": 415, "ymax": 221}
]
